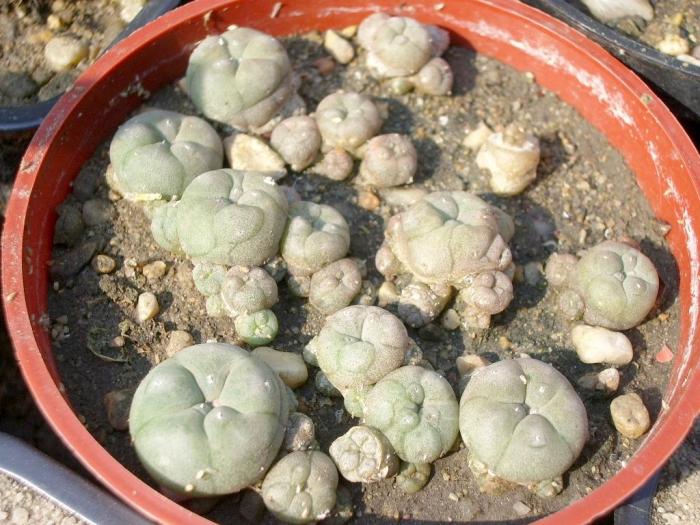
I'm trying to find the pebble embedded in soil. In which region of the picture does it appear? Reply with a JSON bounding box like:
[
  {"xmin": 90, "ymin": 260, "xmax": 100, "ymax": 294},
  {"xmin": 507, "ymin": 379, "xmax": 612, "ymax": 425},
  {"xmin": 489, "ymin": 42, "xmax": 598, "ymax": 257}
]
[
  {"xmin": 610, "ymin": 393, "xmax": 651, "ymax": 439},
  {"xmin": 357, "ymin": 190, "xmax": 380, "ymax": 211},
  {"xmin": 103, "ymin": 389, "xmax": 132, "ymax": 431},
  {"xmin": 142, "ymin": 261, "xmax": 167, "ymax": 281},
  {"xmin": 324, "ymin": 30, "xmax": 355, "ymax": 64},
  {"xmin": 135, "ymin": 292, "xmax": 159, "ymax": 323},
  {"xmin": 577, "ymin": 367, "xmax": 620, "ymax": 394},
  {"xmin": 91, "ymin": 254, "xmax": 116, "ymax": 274},
  {"xmin": 165, "ymin": 330, "xmax": 194, "ymax": 357},
  {"xmin": 456, "ymin": 354, "xmax": 491, "ymax": 377},
  {"xmin": 656, "ymin": 34, "xmax": 691, "ymax": 56},
  {"xmin": 44, "ymin": 35, "xmax": 88, "ymax": 72},
  {"xmin": 283, "ymin": 412, "xmax": 316, "ymax": 451},
  {"xmin": 251, "ymin": 346, "xmax": 308, "ymax": 388},
  {"xmin": 119, "ymin": 0, "xmax": 146, "ymax": 23},
  {"xmin": 572, "ymin": 324, "xmax": 633, "ymax": 365},
  {"xmin": 224, "ymin": 133, "xmax": 286, "ymax": 175}
]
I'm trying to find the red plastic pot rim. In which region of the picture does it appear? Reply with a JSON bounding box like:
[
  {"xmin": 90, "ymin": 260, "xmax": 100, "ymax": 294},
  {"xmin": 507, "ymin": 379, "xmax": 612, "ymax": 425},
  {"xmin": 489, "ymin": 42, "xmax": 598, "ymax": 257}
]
[{"xmin": 2, "ymin": 1, "xmax": 699, "ymax": 524}]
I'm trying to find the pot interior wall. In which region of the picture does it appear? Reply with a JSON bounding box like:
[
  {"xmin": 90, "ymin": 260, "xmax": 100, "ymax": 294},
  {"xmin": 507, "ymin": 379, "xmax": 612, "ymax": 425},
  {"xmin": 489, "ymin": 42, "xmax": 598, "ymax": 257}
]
[{"xmin": 4, "ymin": 1, "xmax": 699, "ymax": 524}]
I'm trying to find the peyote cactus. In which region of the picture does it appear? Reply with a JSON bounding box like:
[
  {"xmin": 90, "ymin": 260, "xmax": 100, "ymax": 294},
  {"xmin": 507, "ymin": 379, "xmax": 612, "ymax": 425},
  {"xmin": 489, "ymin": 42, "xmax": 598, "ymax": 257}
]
[
  {"xmin": 313, "ymin": 305, "xmax": 409, "ymax": 391},
  {"xmin": 309, "ymin": 258, "xmax": 362, "ymax": 315},
  {"xmin": 281, "ymin": 201, "xmax": 351, "ymax": 277},
  {"xmin": 129, "ymin": 343, "xmax": 291, "ymax": 497},
  {"xmin": 358, "ymin": 134, "xmax": 417, "ymax": 188},
  {"xmin": 545, "ymin": 240, "xmax": 659, "ymax": 330},
  {"xmin": 235, "ymin": 309, "xmax": 279, "ymax": 347},
  {"xmin": 151, "ymin": 169, "xmax": 288, "ymax": 267},
  {"xmin": 476, "ymin": 125, "xmax": 541, "ymax": 196},
  {"xmin": 362, "ymin": 365, "xmax": 459, "ymax": 464},
  {"xmin": 310, "ymin": 148, "xmax": 355, "ymax": 181},
  {"xmin": 108, "ymin": 109, "xmax": 223, "ymax": 201},
  {"xmin": 459, "ymin": 358, "xmax": 588, "ymax": 495},
  {"xmin": 261, "ymin": 451, "xmax": 338, "ymax": 524},
  {"xmin": 185, "ymin": 27, "xmax": 296, "ymax": 131},
  {"xmin": 395, "ymin": 280, "xmax": 453, "ymax": 328},
  {"xmin": 270, "ymin": 116, "xmax": 322, "ymax": 171},
  {"xmin": 220, "ymin": 266, "xmax": 278, "ymax": 317},
  {"xmin": 456, "ymin": 270, "xmax": 514, "ymax": 329},
  {"xmin": 357, "ymin": 13, "xmax": 453, "ymax": 91},
  {"xmin": 395, "ymin": 461, "xmax": 431, "ymax": 494},
  {"xmin": 329, "ymin": 425, "xmax": 399, "ymax": 483},
  {"xmin": 315, "ymin": 91, "xmax": 383, "ymax": 154},
  {"xmin": 192, "ymin": 261, "xmax": 228, "ymax": 297}
]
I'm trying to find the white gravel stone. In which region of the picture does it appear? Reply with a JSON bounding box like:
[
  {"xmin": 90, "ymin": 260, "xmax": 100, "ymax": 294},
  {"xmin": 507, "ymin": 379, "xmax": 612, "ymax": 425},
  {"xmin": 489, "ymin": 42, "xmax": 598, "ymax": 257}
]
[
  {"xmin": 283, "ymin": 412, "xmax": 316, "ymax": 451},
  {"xmin": 44, "ymin": 36, "xmax": 88, "ymax": 72},
  {"xmin": 252, "ymin": 346, "xmax": 308, "ymax": 388},
  {"xmin": 166, "ymin": 330, "xmax": 194, "ymax": 357},
  {"xmin": 142, "ymin": 260, "xmax": 167, "ymax": 281},
  {"xmin": 120, "ymin": 0, "xmax": 146, "ymax": 23},
  {"xmin": 577, "ymin": 367, "xmax": 620, "ymax": 393},
  {"xmin": 224, "ymin": 134, "xmax": 286, "ymax": 176},
  {"xmin": 610, "ymin": 393, "xmax": 651, "ymax": 439},
  {"xmin": 456, "ymin": 353, "xmax": 491, "ymax": 377},
  {"xmin": 136, "ymin": 292, "xmax": 159, "ymax": 323},
  {"xmin": 463, "ymin": 121, "xmax": 493, "ymax": 150},
  {"xmin": 572, "ymin": 324, "xmax": 633, "ymax": 365},
  {"xmin": 324, "ymin": 30, "xmax": 355, "ymax": 64}
]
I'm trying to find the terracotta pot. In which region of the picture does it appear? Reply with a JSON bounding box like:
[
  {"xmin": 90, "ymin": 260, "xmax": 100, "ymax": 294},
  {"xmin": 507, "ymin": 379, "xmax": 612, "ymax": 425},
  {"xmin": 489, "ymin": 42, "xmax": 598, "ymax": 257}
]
[{"xmin": 2, "ymin": 1, "xmax": 699, "ymax": 523}]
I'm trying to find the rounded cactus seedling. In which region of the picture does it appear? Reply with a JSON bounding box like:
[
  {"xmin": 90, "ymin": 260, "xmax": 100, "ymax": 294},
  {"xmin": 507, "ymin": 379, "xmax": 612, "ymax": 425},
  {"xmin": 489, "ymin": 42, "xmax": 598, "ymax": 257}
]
[
  {"xmin": 330, "ymin": 425, "xmax": 399, "ymax": 483},
  {"xmin": 412, "ymin": 57, "xmax": 454, "ymax": 95},
  {"xmin": 185, "ymin": 27, "xmax": 294, "ymax": 131},
  {"xmin": 314, "ymin": 305, "xmax": 409, "ymax": 391},
  {"xmin": 281, "ymin": 201, "xmax": 351, "ymax": 276},
  {"xmin": 261, "ymin": 451, "xmax": 338, "ymax": 524},
  {"xmin": 459, "ymin": 358, "xmax": 588, "ymax": 495},
  {"xmin": 358, "ymin": 134, "xmax": 417, "ymax": 188},
  {"xmin": 363, "ymin": 366, "xmax": 459, "ymax": 465},
  {"xmin": 309, "ymin": 258, "xmax": 362, "ymax": 315},
  {"xmin": 109, "ymin": 109, "xmax": 223, "ymax": 201},
  {"xmin": 315, "ymin": 91, "xmax": 382, "ymax": 153},
  {"xmin": 151, "ymin": 169, "xmax": 288, "ymax": 267},
  {"xmin": 270, "ymin": 116, "xmax": 322, "ymax": 171},
  {"xmin": 192, "ymin": 262, "xmax": 228, "ymax": 297},
  {"xmin": 129, "ymin": 343, "xmax": 291, "ymax": 497},
  {"xmin": 235, "ymin": 309, "xmax": 279, "ymax": 347},
  {"xmin": 220, "ymin": 266, "xmax": 278, "ymax": 317}
]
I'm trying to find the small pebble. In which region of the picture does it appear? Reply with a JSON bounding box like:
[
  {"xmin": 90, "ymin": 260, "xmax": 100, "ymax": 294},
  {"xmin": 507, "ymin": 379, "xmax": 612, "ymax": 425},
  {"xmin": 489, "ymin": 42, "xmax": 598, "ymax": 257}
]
[
  {"xmin": 656, "ymin": 34, "xmax": 690, "ymax": 56},
  {"xmin": 136, "ymin": 292, "xmax": 159, "ymax": 323},
  {"xmin": 610, "ymin": 393, "xmax": 651, "ymax": 439},
  {"xmin": 252, "ymin": 346, "xmax": 308, "ymax": 388},
  {"xmin": 577, "ymin": 367, "xmax": 620, "ymax": 394},
  {"xmin": 313, "ymin": 56, "xmax": 336, "ymax": 75},
  {"xmin": 513, "ymin": 501, "xmax": 531, "ymax": 516},
  {"xmin": 379, "ymin": 187, "xmax": 428, "ymax": 208},
  {"xmin": 283, "ymin": 412, "xmax": 316, "ymax": 451},
  {"xmin": 656, "ymin": 344, "xmax": 674, "ymax": 363},
  {"xmin": 377, "ymin": 281, "xmax": 400, "ymax": 307},
  {"xmin": 463, "ymin": 122, "xmax": 493, "ymax": 150},
  {"xmin": 324, "ymin": 30, "xmax": 355, "ymax": 64},
  {"xmin": 82, "ymin": 199, "xmax": 114, "ymax": 226},
  {"xmin": 166, "ymin": 330, "xmax": 194, "ymax": 357},
  {"xmin": 91, "ymin": 254, "xmax": 116, "ymax": 274},
  {"xmin": 571, "ymin": 324, "xmax": 633, "ymax": 365},
  {"xmin": 441, "ymin": 308, "xmax": 460, "ymax": 331},
  {"xmin": 224, "ymin": 133, "xmax": 286, "ymax": 175},
  {"xmin": 357, "ymin": 190, "xmax": 380, "ymax": 211},
  {"xmin": 523, "ymin": 261, "xmax": 543, "ymax": 285},
  {"xmin": 142, "ymin": 260, "xmax": 167, "ymax": 281},
  {"xmin": 44, "ymin": 35, "xmax": 89, "ymax": 72},
  {"xmin": 103, "ymin": 389, "xmax": 132, "ymax": 431},
  {"xmin": 456, "ymin": 354, "xmax": 491, "ymax": 377},
  {"xmin": 119, "ymin": 0, "xmax": 146, "ymax": 23}
]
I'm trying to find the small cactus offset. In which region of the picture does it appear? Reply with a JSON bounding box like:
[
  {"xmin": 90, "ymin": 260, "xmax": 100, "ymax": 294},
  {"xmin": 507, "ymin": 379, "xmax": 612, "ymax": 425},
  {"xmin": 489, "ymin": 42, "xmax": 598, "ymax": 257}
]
[
  {"xmin": 129, "ymin": 343, "xmax": 291, "ymax": 497},
  {"xmin": 185, "ymin": 27, "xmax": 297, "ymax": 131},
  {"xmin": 358, "ymin": 134, "xmax": 417, "ymax": 188},
  {"xmin": 109, "ymin": 109, "xmax": 223, "ymax": 201},
  {"xmin": 329, "ymin": 425, "xmax": 399, "ymax": 483},
  {"xmin": 545, "ymin": 240, "xmax": 659, "ymax": 330},
  {"xmin": 270, "ymin": 116, "xmax": 322, "ymax": 171},
  {"xmin": 261, "ymin": 451, "xmax": 339, "ymax": 524},
  {"xmin": 459, "ymin": 358, "xmax": 588, "ymax": 495},
  {"xmin": 315, "ymin": 91, "xmax": 383, "ymax": 154},
  {"xmin": 309, "ymin": 258, "xmax": 363, "ymax": 315}
]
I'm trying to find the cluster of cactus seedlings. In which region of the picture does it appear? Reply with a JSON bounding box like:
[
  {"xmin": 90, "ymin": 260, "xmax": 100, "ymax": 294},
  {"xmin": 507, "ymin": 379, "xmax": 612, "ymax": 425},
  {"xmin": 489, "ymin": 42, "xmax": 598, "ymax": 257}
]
[{"xmin": 88, "ymin": 11, "xmax": 665, "ymax": 523}]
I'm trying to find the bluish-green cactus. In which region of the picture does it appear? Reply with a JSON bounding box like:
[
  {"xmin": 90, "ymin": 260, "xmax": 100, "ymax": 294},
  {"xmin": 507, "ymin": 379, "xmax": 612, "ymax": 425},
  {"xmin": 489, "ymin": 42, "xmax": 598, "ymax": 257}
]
[
  {"xmin": 459, "ymin": 358, "xmax": 588, "ymax": 493},
  {"xmin": 129, "ymin": 343, "xmax": 291, "ymax": 497},
  {"xmin": 281, "ymin": 201, "xmax": 350, "ymax": 276},
  {"xmin": 309, "ymin": 258, "xmax": 362, "ymax": 315},
  {"xmin": 185, "ymin": 27, "xmax": 294, "ymax": 131},
  {"xmin": 221, "ymin": 266, "xmax": 278, "ymax": 317},
  {"xmin": 151, "ymin": 169, "xmax": 288, "ymax": 267},
  {"xmin": 235, "ymin": 309, "xmax": 279, "ymax": 347},
  {"xmin": 109, "ymin": 109, "xmax": 223, "ymax": 201},
  {"xmin": 261, "ymin": 451, "xmax": 338, "ymax": 524},
  {"xmin": 315, "ymin": 91, "xmax": 382, "ymax": 153}
]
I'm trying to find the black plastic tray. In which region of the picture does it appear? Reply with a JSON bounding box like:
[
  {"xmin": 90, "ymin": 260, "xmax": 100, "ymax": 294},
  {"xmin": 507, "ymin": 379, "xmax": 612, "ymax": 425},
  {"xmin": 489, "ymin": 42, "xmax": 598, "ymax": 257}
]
[
  {"xmin": 0, "ymin": 0, "xmax": 181, "ymax": 132},
  {"xmin": 525, "ymin": 0, "xmax": 700, "ymax": 121}
]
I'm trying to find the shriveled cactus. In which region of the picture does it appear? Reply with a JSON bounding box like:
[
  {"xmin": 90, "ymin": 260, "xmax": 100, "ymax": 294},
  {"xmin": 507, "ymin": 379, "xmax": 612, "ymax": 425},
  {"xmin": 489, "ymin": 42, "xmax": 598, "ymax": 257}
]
[
  {"xmin": 235, "ymin": 309, "xmax": 279, "ymax": 347},
  {"xmin": 129, "ymin": 343, "xmax": 291, "ymax": 497},
  {"xmin": 315, "ymin": 91, "xmax": 382, "ymax": 153},
  {"xmin": 377, "ymin": 191, "xmax": 514, "ymax": 286},
  {"xmin": 220, "ymin": 266, "xmax": 278, "ymax": 317},
  {"xmin": 545, "ymin": 241, "xmax": 659, "ymax": 330},
  {"xmin": 313, "ymin": 305, "xmax": 409, "ymax": 391},
  {"xmin": 329, "ymin": 425, "xmax": 399, "ymax": 483},
  {"xmin": 261, "ymin": 451, "xmax": 338, "ymax": 524},
  {"xmin": 411, "ymin": 57, "xmax": 453, "ymax": 96},
  {"xmin": 358, "ymin": 134, "xmax": 417, "ymax": 188},
  {"xmin": 309, "ymin": 258, "xmax": 362, "ymax": 315},
  {"xmin": 108, "ymin": 109, "xmax": 223, "ymax": 201},
  {"xmin": 270, "ymin": 116, "xmax": 322, "ymax": 171},
  {"xmin": 151, "ymin": 169, "xmax": 288, "ymax": 267},
  {"xmin": 459, "ymin": 358, "xmax": 588, "ymax": 495},
  {"xmin": 362, "ymin": 365, "xmax": 459, "ymax": 464},
  {"xmin": 185, "ymin": 27, "xmax": 295, "ymax": 131},
  {"xmin": 281, "ymin": 201, "xmax": 351, "ymax": 276},
  {"xmin": 476, "ymin": 125, "xmax": 541, "ymax": 196}
]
